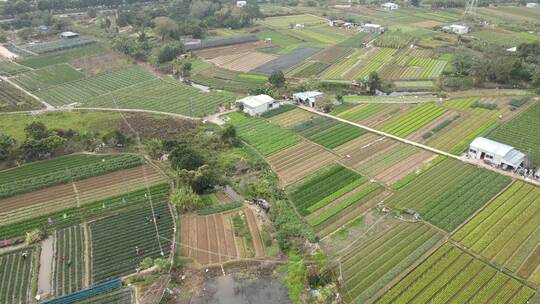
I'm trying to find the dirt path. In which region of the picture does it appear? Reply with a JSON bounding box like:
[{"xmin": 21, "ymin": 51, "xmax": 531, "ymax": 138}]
[
  {"xmin": 0, "ymin": 45, "xmax": 18, "ymax": 59},
  {"xmin": 245, "ymin": 209, "xmax": 265, "ymax": 257},
  {"xmin": 38, "ymin": 236, "xmax": 54, "ymax": 297}
]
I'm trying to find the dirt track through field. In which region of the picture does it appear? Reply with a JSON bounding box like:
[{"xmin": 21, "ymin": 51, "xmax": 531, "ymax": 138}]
[{"xmin": 0, "ymin": 165, "xmax": 165, "ymax": 226}]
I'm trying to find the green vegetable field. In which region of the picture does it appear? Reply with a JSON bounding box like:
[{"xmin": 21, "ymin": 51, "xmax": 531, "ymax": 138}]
[
  {"xmin": 307, "ymin": 123, "xmax": 366, "ymax": 149},
  {"xmin": 453, "ymin": 181, "xmax": 540, "ymax": 285},
  {"xmin": 488, "ymin": 101, "xmax": 540, "ymax": 165},
  {"xmin": 54, "ymin": 225, "xmax": 87, "ymax": 295},
  {"xmin": 381, "ymin": 103, "xmax": 447, "ymax": 137},
  {"xmin": 376, "ymin": 243, "xmax": 535, "ymax": 304},
  {"xmin": 386, "ymin": 159, "xmax": 511, "ymax": 231},
  {"xmin": 0, "ymin": 153, "xmax": 144, "ymax": 198},
  {"xmin": 341, "ymin": 221, "xmax": 443, "ymax": 303},
  {"xmin": 231, "ymin": 113, "xmax": 301, "ymax": 156},
  {"xmin": 12, "ymin": 63, "xmax": 85, "ymax": 91},
  {"xmin": 0, "ymin": 247, "xmax": 35, "ymax": 304},
  {"xmin": 90, "ymin": 202, "xmax": 174, "ymax": 283},
  {"xmin": 77, "ymin": 288, "xmax": 132, "ymax": 304}
]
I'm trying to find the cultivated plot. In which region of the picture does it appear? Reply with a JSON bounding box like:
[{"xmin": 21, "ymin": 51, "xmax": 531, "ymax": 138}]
[
  {"xmin": 0, "ymin": 247, "xmax": 35, "ymax": 304},
  {"xmin": 453, "ymin": 181, "xmax": 540, "ymax": 285},
  {"xmin": 53, "ymin": 225, "xmax": 87, "ymax": 296},
  {"xmin": 376, "ymin": 243, "xmax": 535, "ymax": 304}
]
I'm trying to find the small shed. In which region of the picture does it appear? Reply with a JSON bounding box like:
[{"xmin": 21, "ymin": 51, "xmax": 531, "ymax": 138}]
[
  {"xmin": 444, "ymin": 24, "xmax": 469, "ymax": 35},
  {"xmin": 293, "ymin": 91, "xmax": 325, "ymax": 107},
  {"xmin": 526, "ymin": 2, "xmax": 540, "ymax": 8},
  {"xmin": 469, "ymin": 137, "xmax": 527, "ymax": 170},
  {"xmin": 381, "ymin": 2, "xmax": 399, "ymax": 9},
  {"xmin": 237, "ymin": 94, "xmax": 279, "ymax": 116},
  {"xmin": 362, "ymin": 24, "xmax": 384, "ymax": 35},
  {"xmin": 59, "ymin": 31, "xmax": 79, "ymax": 39},
  {"xmin": 236, "ymin": 0, "xmax": 247, "ymax": 7}
]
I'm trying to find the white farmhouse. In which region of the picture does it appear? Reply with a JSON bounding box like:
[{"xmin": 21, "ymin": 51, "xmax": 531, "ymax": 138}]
[
  {"xmin": 236, "ymin": 0, "xmax": 247, "ymax": 7},
  {"xmin": 469, "ymin": 137, "xmax": 527, "ymax": 170},
  {"xmin": 381, "ymin": 2, "xmax": 399, "ymax": 9},
  {"xmin": 526, "ymin": 2, "xmax": 540, "ymax": 8},
  {"xmin": 237, "ymin": 95, "xmax": 279, "ymax": 116},
  {"xmin": 293, "ymin": 91, "xmax": 325, "ymax": 107},
  {"xmin": 443, "ymin": 24, "xmax": 470, "ymax": 35}
]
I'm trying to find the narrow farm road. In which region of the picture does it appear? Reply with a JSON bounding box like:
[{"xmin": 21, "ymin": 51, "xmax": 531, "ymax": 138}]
[
  {"xmin": 297, "ymin": 104, "xmax": 540, "ymax": 187},
  {"xmin": 1, "ymin": 75, "xmax": 54, "ymax": 110},
  {"xmin": 38, "ymin": 235, "xmax": 54, "ymax": 297}
]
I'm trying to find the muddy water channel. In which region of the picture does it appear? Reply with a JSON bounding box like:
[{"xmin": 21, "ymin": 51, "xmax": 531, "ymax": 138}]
[{"xmin": 192, "ymin": 274, "xmax": 290, "ymax": 304}]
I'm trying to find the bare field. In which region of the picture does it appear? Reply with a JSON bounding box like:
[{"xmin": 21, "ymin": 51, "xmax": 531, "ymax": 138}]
[
  {"xmin": 208, "ymin": 51, "xmax": 277, "ymax": 72},
  {"xmin": 267, "ymin": 141, "xmax": 338, "ymax": 185},
  {"xmin": 195, "ymin": 41, "xmax": 270, "ymax": 59},
  {"xmin": 374, "ymin": 150, "xmax": 435, "ymax": 185}
]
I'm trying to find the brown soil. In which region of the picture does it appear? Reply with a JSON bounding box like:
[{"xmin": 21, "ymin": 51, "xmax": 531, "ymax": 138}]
[
  {"xmin": 208, "ymin": 51, "xmax": 277, "ymax": 73},
  {"xmin": 374, "ymin": 150, "xmax": 435, "ymax": 185},
  {"xmin": 267, "ymin": 108, "xmax": 315, "ymax": 128},
  {"xmin": 244, "ymin": 209, "xmax": 265, "ymax": 258},
  {"xmin": 0, "ymin": 165, "xmax": 164, "ymax": 217},
  {"xmin": 517, "ymin": 244, "xmax": 540, "ymax": 279},
  {"xmin": 70, "ymin": 52, "xmax": 132, "ymax": 76},
  {"xmin": 267, "ymin": 141, "xmax": 338, "ymax": 186},
  {"xmin": 115, "ymin": 113, "xmax": 198, "ymax": 141},
  {"xmin": 362, "ymin": 104, "xmax": 412, "ymax": 128},
  {"xmin": 195, "ymin": 41, "xmax": 270, "ymax": 59},
  {"xmin": 339, "ymin": 139, "xmax": 398, "ymax": 170}
]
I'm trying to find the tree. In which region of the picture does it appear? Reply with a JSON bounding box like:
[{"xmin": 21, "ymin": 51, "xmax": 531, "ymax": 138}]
[
  {"xmin": 87, "ymin": 8, "xmax": 97, "ymax": 18},
  {"xmin": 170, "ymin": 185, "xmax": 203, "ymax": 211},
  {"xmin": 269, "ymin": 70, "xmax": 286, "ymax": 88},
  {"xmin": 102, "ymin": 130, "xmax": 128, "ymax": 147},
  {"xmin": 157, "ymin": 42, "xmax": 184, "ymax": 63},
  {"xmin": 25, "ymin": 121, "xmax": 49, "ymax": 140},
  {"xmin": 140, "ymin": 257, "xmax": 153, "ymax": 269},
  {"xmin": 221, "ymin": 125, "xmax": 240, "ymax": 146},
  {"xmin": 451, "ymin": 53, "xmax": 473, "ymax": 76},
  {"xmin": 367, "ymin": 71, "xmax": 382, "ymax": 95},
  {"xmin": 170, "ymin": 143, "xmax": 205, "ymax": 170},
  {"xmin": 411, "ymin": 0, "xmax": 420, "ymax": 6},
  {"xmin": 0, "ymin": 134, "xmax": 16, "ymax": 161},
  {"xmin": 25, "ymin": 229, "xmax": 42, "ymax": 245},
  {"xmin": 181, "ymin": 62, "xmax": 192, "ymax": 78},
  {"xmin": 154, "ymin": 16, "xmax": 179, "ymax": 41}
]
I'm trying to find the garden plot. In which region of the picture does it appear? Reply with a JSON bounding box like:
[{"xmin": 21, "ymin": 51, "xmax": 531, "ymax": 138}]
[
  {"xmin": 70, "ymin": 52, "xmax": 132, "ymax": 76},
  {"xmin": 355, "ymin": 144, "xmax": 419, "ymax": 177},
  {"xmin": 84, "ymin": 78, "xmax": 236, "ymax": 117},
  {"xmin": 287, "ymin": 60, "xmax": 330, "ymax": 78},
  {"xmin": 408, "ymin": 20, "xmax": 443, "ymax": 28},
  {"xmin": 0, "ymin": 247, "xmax": 35, "ymax": 304},
  {"xmin": 253, "ymin": 46, "xmax": 321, "ymax": 75},
  {"xmin": 36, "ymin": 66, "xmax": 156, "ymax": 106},
  {"xmin": 12, "ymin": 63, "xmax": 85, "ymax": 91},
  {"xmin": 53, "ymin": 225, "xmax": 87, "ymax": 296},
  {"xmin": 285, "ymin": 24, "xmax": 354, "ymax": 46},
  {"xmin": 372, "ymin": 150, "xmax": 435, "ymax": 185},
  {"xmin": 444, "ymin": 96, "xmax": 534, "ymax": 121},
  {"xmin": 266, "ymin": 108, "xmax": 316, "ymax": 128},
  {"xmin": 406, "ymin": 110, "xmax": 458, "ymax": 142},
  {"xmin": 322, "ymin": 49, "xmax": 369, "ymax": 79},
  {"xmin": 0, "ymin": 153, "xmax": 144, "ymax": 198},
  {"xmin": 181, "ymin": 208, "xmax": 265, "ymax": 265},
  {"xmin": 0, "ymin": 62, "xmax": 31, "ymax": 76},
  {"xmin": 0, "ymin": 165, "xmax": 166, "ymax": 229},
  {"xmin": 488, "ymin": 100, "xmax": 540, "ymax": 166},
  {"xmin": 337, "ymin": 103, "xmax": 387, "ymax": 123},
  {"xmin": 77, "ymin": 288, "xmax": 132, "ymax": 304},
  {"xmin": 291, "ymin": 116, "xmax": 340, "ymax": 138},
  {"xmin": 90, "ymin": 202, "xmax": 174, "ymax": 283},
  {"xmin": 230, "ymin": 113, "xmax": 301, "ymax": 157},
  {"xmin": 377, "ymin": 243, "xmax": 535, "ymax": 304},
  {"xmin": 308, "ymin": 123, "xmax": 366, "ymax": 149},
  {"xmin": 0, "ymin": 80, "xmax": 43, "ymax": 112},
  {"xmin": 207, "ymin": 51, "xmax": 277, "ymax": 73},
  {"xmin": 340, "ymin": 220, "xmax": 444, "ymax": 304},
  {"xmin": 453, "ymin": 181, "xmax": 540, "ymax": 285},
  {"xmin": 380, "ymin": 103, "xmax": 447, "ymax": 138},
  {"xmin": 195, "ymin": 41, "xmax": 272, "ymax": 59},
  {"xmin": 0, "ymin": 184, "xmax": 170, "ymax": 241},
  {"xmin": 426, "ymin": 114, "xmax": 496, "ymax": 155},
  {"xmin": 259, "ymin": 14, "xmax": 327, "ymax": 28},
  {"xmin": 334, "ymin": 134, "xmax": 395, "ymax": 169},
  {"xmin": 338, "ymin": 104, "xmax": 412, "ymax": 128},
  {"xmin": 346, "ymin": 48, "xmax": 396, "ymax": 80},
  {"xmin": 267, "ymin": 141, "xmax": 338, "ymax": 186},
  {"xmin": 191, "ymin": 66, "xmax": 267, "ymax": 93},
  {"xmin": 24, "ymin": 37, "xmax": 96, "ymax": 54},
  {"xmin": 312, "ymin": 46, "xmax": 354, "ymax": 65},
  {"xmin": 386, "ymin": 159, "xmax": 511, "ymax": 231},
  {"xmin": 18, "ymin": 44, "xmax": 107, "ymax": 69}
]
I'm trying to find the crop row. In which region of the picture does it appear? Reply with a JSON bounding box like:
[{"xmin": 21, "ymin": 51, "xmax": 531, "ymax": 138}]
[
  {"xmin": 409, "ymin": 57, "xmax": 447, "ymax": 78},
  {"xmin": 0, "ymin": 183, "xmax": 170, "ymax": 240},
  {"xmin": 90, "ymin": 202, "xmax": 174, "ymax": 283},
  {"xmin": 308, "ymin": 183, "xmax": 381, "ymax": 226},
  {"xmin": 291, "ymin": 61, "xmax": 330, "ymax": 78},
  {"xmin": 0, "ymin": 62, "xmax": 31, "ymax": 76},
  {"xmin": 54, "ymin": 225, "xmax": 86, "ymax": 296},
  {"xmin": 12, "ymin": 63, "xmax": 85, "ymax": 92},
  {"xmin": 232, "ymin": 114, "xmax": 301, "ymax": 156},
  {"xmin": 387, "ymin": 159, "xmax": 511, "ymax": 231},
  {"xmin": 308, "ymin": 123, "xmax": 366, "ymax": 149},
  {"xmin": 289, "ymin": 165, "xmax": 362, "ymax": 215},
  {"xmin": 0, "ymin": 81, "xmax": 41, "ymax": 112},
  {"xmin": 25, "ymin": 37, "xmax": 96, "ymax": 54},
  {"xmin": 0, "ymin": 154, "xmax": 144, "ymax": 198},
  {"xmin": 338, "ymin": 104, "xmax": 387, "ymax": 123},
  {"xmin": 18, "ymin": 44, "xmax": 107, "ymax": 69},
  {"xmin": 381, "ymin": 104, "xmax": 447, "ymax": 137},
  {"xmin": 36, "ymin": 66, "xmax": 156, "ymax": 106},
  {"xmin": 357, "ymin": 144, "xmax": 418, "ymax": 176},
  {"xmin": 342, "ymin": 222, "xmax": 442, "ymax": 303},
  {"xmin": 306, "ymin": 178, "xmax": 367, "ymax": 213},
  {"xmin": 78, "ymin": 288, "xmax": 132, "ymax": 304},
  {"xmin": 291, "ymin": 116, "xmax": 340, "ymax": 137},
  {"xmin": 488, "ymin": 101, "xmax": 540, "ymax": 166},
  {"xmin": 84, "ymin": 77, "xmax": 235, "ymax": 117},
  {"xmin": 0, "ymin": 247, "xmax": 34, "ymax": 304},
  {"xmin": 376, "ymin": 244, "xmax": 535, "ymax": 304}
]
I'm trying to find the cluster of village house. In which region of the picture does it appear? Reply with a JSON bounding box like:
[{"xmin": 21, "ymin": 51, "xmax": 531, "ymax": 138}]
[{"xmin": 236, "ymin": 92, "xmax": 324, "ymax": 116}]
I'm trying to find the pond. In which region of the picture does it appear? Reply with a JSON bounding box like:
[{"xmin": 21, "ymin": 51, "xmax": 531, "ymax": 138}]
[{"xmin": 192, "ymin": 274, "xmax": 290, "ymax": 304}]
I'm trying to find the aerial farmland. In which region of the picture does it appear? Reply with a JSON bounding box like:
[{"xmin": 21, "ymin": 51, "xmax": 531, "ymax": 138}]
[{"xmin": 0, "ymin": 0, "xmax": 539, "ymax": 303}]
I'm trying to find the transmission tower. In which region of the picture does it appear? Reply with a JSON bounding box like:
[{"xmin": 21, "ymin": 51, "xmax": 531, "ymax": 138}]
[{"xmin": 464, "ymin": 0, "xmax": 478, "ymax": 19}]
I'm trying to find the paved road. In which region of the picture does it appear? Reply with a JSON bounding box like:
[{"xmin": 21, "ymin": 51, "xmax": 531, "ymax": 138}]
[{"xmin": 298, "ymin": 105, "xmax": 540, "ymax": 186}]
